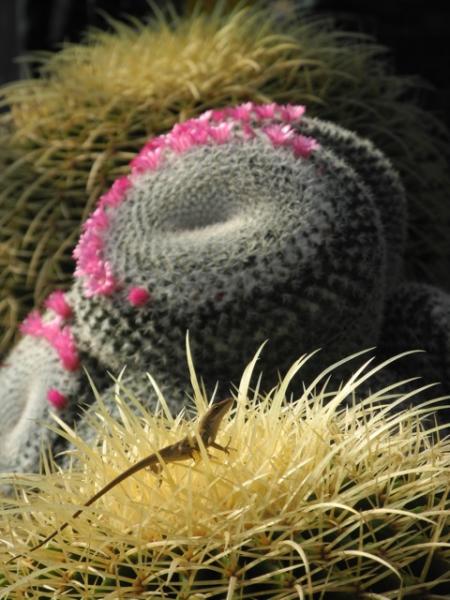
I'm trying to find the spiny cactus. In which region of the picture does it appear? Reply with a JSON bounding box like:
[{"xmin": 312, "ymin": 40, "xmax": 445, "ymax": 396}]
[
  {"xmin": 1, "ymin": 346, "xmax": 449, "ymax": 598},
  {"xmin": 0, "ymin": 3, "xmax": 449, "ymax": 355},
  {"xmin": 1, "ymin": 103, "xmax": 450, "ymax": 483}
]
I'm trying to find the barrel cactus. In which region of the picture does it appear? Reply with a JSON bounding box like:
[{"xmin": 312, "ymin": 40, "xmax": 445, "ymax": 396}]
[{"xmin": 1, "ymin": 346, "xmax": 449, "ymax": 598}]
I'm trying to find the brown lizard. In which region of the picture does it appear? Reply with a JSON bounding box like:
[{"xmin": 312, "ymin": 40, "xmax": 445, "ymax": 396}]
[{"xmin": 6, "ymin": 397, "xmax": 234, "ymax": 564}]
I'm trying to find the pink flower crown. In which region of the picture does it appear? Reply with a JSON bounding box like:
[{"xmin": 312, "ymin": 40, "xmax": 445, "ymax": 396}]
[{"xmin": 73, "ymin": 103, "xmax": 319, "ymax": 299}]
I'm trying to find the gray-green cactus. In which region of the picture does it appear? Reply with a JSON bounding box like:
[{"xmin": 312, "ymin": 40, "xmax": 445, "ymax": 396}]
[{"xmin": 0, "ymin": 103, "xmax": 449, "ymax": 481}]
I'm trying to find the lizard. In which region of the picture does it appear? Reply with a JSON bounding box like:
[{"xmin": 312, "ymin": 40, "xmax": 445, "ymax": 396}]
[{"xmin": 6, "ymin": 396, "xmax": 234, "ymax": 564}]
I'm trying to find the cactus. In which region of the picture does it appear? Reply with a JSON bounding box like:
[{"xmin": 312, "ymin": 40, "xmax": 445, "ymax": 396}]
[
  {"xmin": 1, "ymin": 346, "xmax": 449, "ymax": 598},
  {"xmin": 1, "ymin": 103, "xmax": 450, "ymax": 483},
  {"xmin": 1, "ymin": 3, "xmax": 449, "ymax": 356}
]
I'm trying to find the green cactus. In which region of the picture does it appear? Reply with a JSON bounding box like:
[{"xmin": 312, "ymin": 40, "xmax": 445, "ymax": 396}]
[{"xmin": 1, "ymin": 347, "xmax": 449, "ymax": 598}]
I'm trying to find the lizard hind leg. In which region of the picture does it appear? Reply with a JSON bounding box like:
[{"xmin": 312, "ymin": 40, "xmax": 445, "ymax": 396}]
[{"xmin": 210, "ymin": 437, "xmax": 234, "ymax": 454}]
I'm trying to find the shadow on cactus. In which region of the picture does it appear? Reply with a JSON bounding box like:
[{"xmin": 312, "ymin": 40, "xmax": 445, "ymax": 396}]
[
  {"xmin": 1, "ymin": 345, "xmax": 449, "ymax": 598},
  {"xmin": 0, "ymin": 2, "xmax": 449, "ymax": 355}
]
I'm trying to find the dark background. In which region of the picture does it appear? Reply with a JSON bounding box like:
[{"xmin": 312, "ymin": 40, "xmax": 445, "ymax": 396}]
[{"xmin": 1, "ymin": 0, "xmax": 449, "ymax": 127}]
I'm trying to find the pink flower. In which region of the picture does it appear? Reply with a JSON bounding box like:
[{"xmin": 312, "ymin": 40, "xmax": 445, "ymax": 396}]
[
  {"xmin": 292, "ymin": 134, "xmax": 320, "ymax": 158},
  {"xmin": 280, "ymin": 104, "xmax": 305, "ymax": 122},
  {"xmin": 198, "ymin": 109, "xmax": 213, "ymax": 121},
  {"xmin": 20, "ymin": 310, "xmax": 44, "ymax": 336},
  {"xmin": 88, "ymin": 207, "xmax": 109, "ymax": 230},
  {"xmin": 208, "ymin": 123, "xmax": 233, "ymax": 143},
  {"xmin": 140, "ymin": 136, "xmax": 167, "ymax": 153},
  {"xmin": 84, "ymin": 261, "xmax": 117, "ymax": 297},
  {"xmin": 73, "ymin": 214, "xmax": 118, "ymax": 297},
  {"xmin": 47, "ymin": 388, "xmax": 69, "ymax": 410},
  {"xmin": 73, "ymin": 230, "xmax": 99, "ymax": 270},
  {"xmin": 101, "ymin": 176, "xmax": 131, "ymax": 208},
  {"xmin": 20, "ymin": 312, "xmax": 80, "ymax": 371},
  {"xmin": 231, "ymin": 102, "xmax": 254, "ymax": 122},
  {"xmin": 128, "ymin": 287, "xmax": 152, "ymax": 307},
  {"xmin": 168, "ymin": 132, "xmax": 195, "ymax": 153},
  {"xmin": 187, "ymin": 121, "xmax": 210, "ymax": 145},
  {"xmin": 73, "ymin": 174, "xmax": 130, "ymax": 296},
  {"xmin": 130, "ymin": 148, "xmax": 164, "ymax": 173},
  {"xmin": 52, "ymin": 327, "xmax": 80, "ymax": 371},
  {"xmin": 44, "ymin": 290, "xmax": 73, "ymax": 319},
  {"xmin": 210, "ymin": 108, "xmax": 229, "ymax": 122},
  {"xmin": 254, "ymin": 103, "xmax": 277, "ymax": 119},
  {"xmin": 263, "ymin": 124, "xmax": 294, "ymax": 146},
  {"xmin": 242, "ymin": 123, "xmax": 256, "ymax": 139}
]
